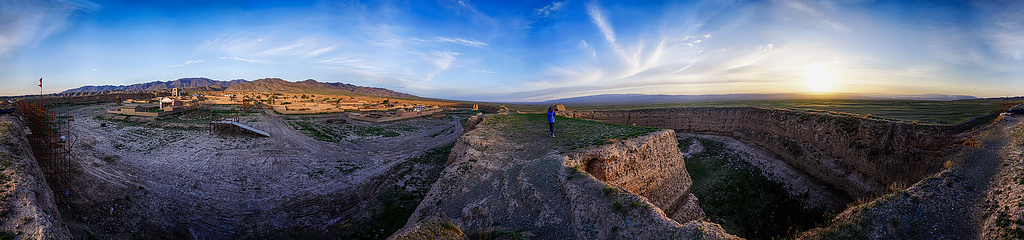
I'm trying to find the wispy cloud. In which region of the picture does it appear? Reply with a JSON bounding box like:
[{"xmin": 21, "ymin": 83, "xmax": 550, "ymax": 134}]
[
  {"xmin": 976, "ymin": 1, "xmax": 1024, "ymax": 62},
  {"xmin": 261, "ymin": 38, "xmax": 338, "ymax": 57},
  {"xmin": 775, "ymin": 0, "xmax": 847, "ymax": 31},
  {"xmin": 218, "ymin": 56, "xmax": 270, "ymax": 64},
  {"xmin": 414, "ymin": 36, "xmax": 488, "ymax": 47},
  {"xmin": 0, "ymin": 0, "xmax": 101, "ymax": 58},
  {"xmin": 169, "ymin": 59, "xmax": 203, "ymax": 67},
  {"xmin": 535, "ymin": 2, "xmax": 564, "ymax": 18},
  {"xmin": 316, "ymin": 56, "xmax": 385, "ymax": 73},
  {"xmin": 587, "ymin": 3, "xmax": 621, "ymax": 55},
  {"xmin": 199, "ymin": 36, "xmax": 338, "ymax": 58},
  {"xmin": 432, "ymin": 37, "xmax": 488, "ymax": 47},
  {"xmin": 424, "ymin": 51, "xmax": 459, "ymax": 81},
  {"xmin": 579, "ymin": 40, "xmax": 596, "ymax": 57}
]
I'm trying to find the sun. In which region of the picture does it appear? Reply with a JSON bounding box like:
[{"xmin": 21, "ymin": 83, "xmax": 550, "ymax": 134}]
[{"xmin": 804, "ymin": 64, "xmax": 835, "ymax": 92}]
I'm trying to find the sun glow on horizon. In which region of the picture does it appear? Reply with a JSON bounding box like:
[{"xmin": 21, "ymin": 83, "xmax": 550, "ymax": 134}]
[{"xmin": 805, "ymin": 64, "xmax": 836, "ymax": 92}]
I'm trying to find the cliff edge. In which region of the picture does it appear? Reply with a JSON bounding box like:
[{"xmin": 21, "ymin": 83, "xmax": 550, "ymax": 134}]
[
  {"xmin": 392, "ymin": 114, "xmax": 735, "ymax": 239},
  {"xmin": 560, "ymin": 108, "xmax": 970, "ymax": 199},
  {"xmin": 0, "ymin": 116, "xmax": 71, "ymax": 239}
]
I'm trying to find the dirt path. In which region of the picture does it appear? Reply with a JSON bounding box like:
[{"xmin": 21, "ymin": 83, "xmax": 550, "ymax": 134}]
[
  {"xmin": 800, "ymin": 115, "xmax": 1024, "ymax": 239},
  {"xmin": 60, "ymin": 103, "xmax": 462, "ymax": 239},
  {"xmin": 975, "ymin": 115, "xmax": 1024, "ymax": 239}
]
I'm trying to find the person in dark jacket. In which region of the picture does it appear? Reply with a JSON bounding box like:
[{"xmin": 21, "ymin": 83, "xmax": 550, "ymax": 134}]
[{"xmin": 547, "ymin": 107, "xmax": 556, "ymax": 137}]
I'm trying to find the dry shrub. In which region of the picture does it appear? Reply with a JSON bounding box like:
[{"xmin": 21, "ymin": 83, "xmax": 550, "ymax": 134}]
[
  {"xmin": 888, "ymin": 180, "xmax": 908, "ymax": 193},
  {"xmin": 943, "ymin": 160, "xmax": 954, "ymax": 170},
  {"xmin": 962, "ymin": 138, "xmax": 981, "ymax": 148},
  {"xmin": 847, "ymin": 196, "xmax": 874, "ymax": 210}
]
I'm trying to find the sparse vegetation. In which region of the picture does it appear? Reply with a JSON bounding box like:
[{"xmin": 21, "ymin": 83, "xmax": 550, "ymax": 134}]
[
  {"xmin": 996, "ymin": 211, "xmax": 1024, "ymax": 239},
  {"xmin": 509, "ymin": 98, "xmax": 1013, "ymax": 125},
  {"xmin": 682, "ymin": 137, "xmax": 827, "ymax": 239},
  {"xmin": 566, "ymin": 166, "xmax": 583, "ymax": 180},
  {"xmin": 342, "ymin": 188, "xmax": 420, "ymax": 239},
  {"xmin": 101, "ymin": 155, "xmax": 120, "ymax": 163},
  {"xmin": 0, "ymin": 152, "xmax": 12, "ymax": 171},
  {"xmin": 603, "ymin": 186, "xmax": 621, "ymax": 196},
  {"xmin": 484, "ymin": 114, "xmax": 660, "ymax": 151},
  {"xmin": 472, "ymin": 229, "xmax": 529, "ymax": 240},
  {"xmin": 612, "ymin": 200, "xmax": 626, "ymax": 214},
  {"xmin": 341, "ymin": 144, "xmax": 453, "ymax": 239},
  {"xmin": 0, "ymin": 231, "xmax": 15, "ymax": 240},
  {"xmin": 287, "ymin": 120, "xmax": 419, "ymax": 143}
]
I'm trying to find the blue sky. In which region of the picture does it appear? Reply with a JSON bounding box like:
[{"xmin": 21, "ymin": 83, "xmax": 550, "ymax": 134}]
[{"xmin": 1, "ymin": 0, "xmax": 1022, "ymax": 101}]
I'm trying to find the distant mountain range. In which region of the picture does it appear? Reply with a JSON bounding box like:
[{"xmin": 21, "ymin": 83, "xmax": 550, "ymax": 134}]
[
  {"xmin": 542, "ymin": 93, "xmax": 978, "ymax": 104},
  {"xmin": 61, "ymin": 77, "xmax": 417, "ymax": 99},
  {"xmin": 225, "ymin": 78, "xmax": 417, "ymax": 98},
  {"xmin": 62, "ymin": 78, "xmax": 249, "ymax": 93}
]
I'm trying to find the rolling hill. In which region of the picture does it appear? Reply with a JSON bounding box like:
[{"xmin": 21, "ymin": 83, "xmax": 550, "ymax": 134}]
[
  {"xmin": 224, "ymin": 78, "xmax": 417, "ymax": 98},
  {"xmin": 61, "ymin": 78, "xmax": 249, "ymax": 93}
]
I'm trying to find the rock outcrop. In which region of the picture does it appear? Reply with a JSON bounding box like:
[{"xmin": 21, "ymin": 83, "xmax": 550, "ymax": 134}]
[
  {"xmin": 395, "ymin": 114, "xmax": 734, "ymax": 239},
  {"xmin": 567, "ymin": 131, "xmax": 704, "ymax": 222},
  {"xmin": 559, "ymin": 108, "xmax": 968, "ymax": 199}
]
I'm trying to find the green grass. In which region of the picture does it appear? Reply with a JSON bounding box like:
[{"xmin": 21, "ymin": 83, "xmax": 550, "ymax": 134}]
[
  {"xmin": 0, "ymin": 152, "xmax": 12, "ymax": 171},
  {"xmin": 509, "ymin": 98, "xmax": 1019, "ymax": 125},
  {"xmin": 342, "ymin": 188, "xmax": 420, "ymax": 240},
  {"xmin": 341, "ymin": 145, "xmax": 454, "ymax": 239},
  {"xmin": 603, "ymin": 186, "xmax": 621, "ymax": 196},
  {"xmin": 682, "ymin": 137, "xmax": 827, "ymax": 240},
  {"xmin": 287, "ymin": 121, "xmax": 348, "ymax": 142},
  {"xmin": 484, "ymin": 114, "xmax": 660, "ymax": 151},
  {"xmin": 0, "ymin": 231, "xmax": 15, "ymax": 240},
  {"xmin": 286, "ymin": 120, "xmax": 419, "ymax": 142}
]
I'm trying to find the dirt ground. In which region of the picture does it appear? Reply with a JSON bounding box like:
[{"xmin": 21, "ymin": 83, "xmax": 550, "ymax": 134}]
[{"xmin": 60, "ymin": 103, "xmax": 463, "ymax": 239}]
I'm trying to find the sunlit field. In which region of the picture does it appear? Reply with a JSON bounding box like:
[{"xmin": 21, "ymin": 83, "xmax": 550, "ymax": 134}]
[{"xmin": 509, "ymin": 98, "xmax": 1020, "ymax": 125}]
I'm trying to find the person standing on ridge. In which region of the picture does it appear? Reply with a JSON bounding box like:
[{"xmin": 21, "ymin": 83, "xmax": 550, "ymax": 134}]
[{"xmin": 547, "ymin": 107, "xmax": 557, "ymax": 137}]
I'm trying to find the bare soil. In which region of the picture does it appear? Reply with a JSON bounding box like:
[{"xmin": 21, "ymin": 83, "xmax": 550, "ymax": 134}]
[{"xmin": 60, "ymin": 103, "xmax": 463, "ymax": 239}]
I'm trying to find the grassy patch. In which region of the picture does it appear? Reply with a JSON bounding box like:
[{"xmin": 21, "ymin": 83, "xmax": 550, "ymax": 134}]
[
  {"xmin": 286, "ymin": 120, "xmax": 420, "ymax": 142},
  {"xmin": 0, "ymin": 231, "xmax": 15, "ymax": 240},
  {"xmin": 101, "ymin": 155, "xmax": 120, "ymax": 163},
  {"xmin": 612, "ymin": 200, "xmax": 626, "ymax": 215},
  {"xmin": 0, "ymin": 121, "xmax": 9, "ymax": 144},
  {"xmin": 603, "ymin": 186, "xmax": 621, "ymax": 196},
  {"xmin": 0, "ymin": 152, "xmax": 12, "ymax": 171},
  {"xmin": 341, "ymin": 145, "xmax": 454, "ymax": 239},
  {"xmin": 682, "ymin": 137, "xmax": 827, "ymax": 239},
  {"xmin": 341, "ymin": 188, "xmax": 420, "ymax": 239},
  {"xmin": 996, "ymin": 211, "xmax": 1024, "ymax": 239},
  {"xmin": 510, "ymin": 98, "xmax": 1016, "ymax": 125},
  {"xmin": 287, "ymin": 121, "xmax": 348, "ymax": 142},
  {"xmin": 484, "ymin": 114, "xmax": 660, "ymax": 151}
]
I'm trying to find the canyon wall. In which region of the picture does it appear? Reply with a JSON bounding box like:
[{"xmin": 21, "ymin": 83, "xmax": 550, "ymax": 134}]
[
  {"xmin": 566, "ymin": 130, "xmax": 705, "ymax": 222},
  {"xmin": 395, "ymin": 115, "xmax": 732, "ymax": 239},
  {"xmin": 559, "ymin": 108, "xmax": 968, "ymax": 199}
]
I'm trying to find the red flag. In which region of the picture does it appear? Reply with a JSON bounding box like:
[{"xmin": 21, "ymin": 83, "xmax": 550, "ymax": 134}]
[{"xmin": 38, "ymin": 78, "xmax": 42, "ymax": 88}]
